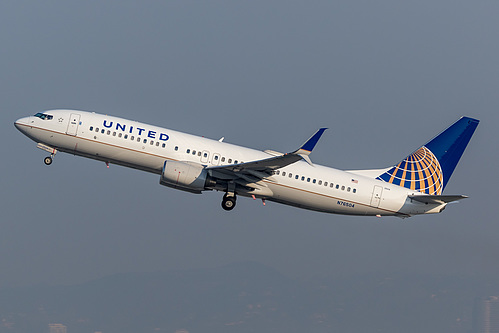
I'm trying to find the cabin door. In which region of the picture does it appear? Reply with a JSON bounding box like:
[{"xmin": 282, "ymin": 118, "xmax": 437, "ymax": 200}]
[
  {"xmin": 66, "ymin": 113, "xmax": 81, "ymax": 136},
  {"xmin": 370, "ymin": 185, "xmax": 383, "ymax": 208}
]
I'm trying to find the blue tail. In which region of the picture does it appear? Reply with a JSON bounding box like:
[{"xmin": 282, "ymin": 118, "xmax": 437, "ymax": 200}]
[{"xmin": 377, "ymin": 117, "xmax": 479, "ymax": 194}]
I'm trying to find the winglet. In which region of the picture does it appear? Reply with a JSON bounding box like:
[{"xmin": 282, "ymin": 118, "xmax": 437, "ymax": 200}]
[
  {"xmin": 292, "ymin": 128, "xmax": 327, "ymax": 166},
  {"xmin": 296, "ymin": 128, "xmax": 327, "ymax": 155}
]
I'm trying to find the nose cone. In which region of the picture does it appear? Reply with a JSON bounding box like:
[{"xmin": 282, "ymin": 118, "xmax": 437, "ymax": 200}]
[{"xmin": 14, "ymin": 116, "xmax": 30, "ymax": 133}]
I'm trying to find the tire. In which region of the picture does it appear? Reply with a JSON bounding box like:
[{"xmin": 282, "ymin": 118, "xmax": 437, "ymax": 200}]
[
  {"xmin": 44, "ymin": 157, "xmax": 53, "ymax": 165},
  {"xmin": 222, "ymin": 196, "xmax": 236, "ymax": 211}
]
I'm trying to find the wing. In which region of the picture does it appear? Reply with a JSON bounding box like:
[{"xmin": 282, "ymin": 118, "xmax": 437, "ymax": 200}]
[
  {"xmin": 206, "ymin": 128, "xmax": 327, "ymax": 193},
  {"xmin": 408, "ymin": 194, "xmax": 468, "ymax": 204}
]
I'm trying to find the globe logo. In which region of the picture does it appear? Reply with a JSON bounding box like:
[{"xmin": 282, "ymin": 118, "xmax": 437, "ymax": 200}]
[{"xmin": 377, "ymin": 146, "xmax": 443, "ymax": 195}]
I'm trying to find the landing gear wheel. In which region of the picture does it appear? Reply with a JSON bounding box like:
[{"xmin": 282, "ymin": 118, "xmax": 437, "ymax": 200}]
[
  {"xmin": 44, "ymin": 156, "xmax": 53, "ymax": 165},
  {"xmin": 222, "ymin": 195, "xmax": 236, "ymax": 211}
]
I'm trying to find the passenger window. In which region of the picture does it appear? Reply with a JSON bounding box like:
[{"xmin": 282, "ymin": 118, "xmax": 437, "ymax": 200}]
[
  {"xmin": 192, "ymin": 150, "xmax": 196, "ymax": 155},
  {"xmin": 289, "ymin": 173, "xmax": 292, "ymax": 178},
  {"xmin": 215, "ymin": 155, "xmax": 219, "ymax": 160},
  {"xmin": 162, "ymin": 143, "xmax": 166, "ymax": 148},
  {"xmin": 347, "ymin": 187, "xmax": 351, "ymax": 192},
  {"xmin": 131, "ymin": 136, "xmax": 134, "ymax": 140},
  {"xmin": 89, "ymin": 126, "xmax": 94, "ymax": 131},
  {"xmin": 353, "ymin": 189, "xmax": 357, "ymax": 193},
  {"xmin": 95, "ymin": 128, "xmax": 99, "ymax": 132},
  {"xmin": 234, "ymin": 160, "xmax": 238, "ymax": 164},
  {"xmin": 313, "ymin": 179, "xmax": 316, "ymax": 184},
  {"xmin": 137, "ymin": 137, "xmax": 140, "ymax": 142},
  {"xmin": 156, "ymin": 142, "xmax": 159, "ymax": 146},
  {"xmin": 336, "ymin": 184, "xmax": 339, "ymax": 189},
  {"xmin": 204, "ymin": 153, "xmax": 208, "ymax": 158},
  {"xmin": 307, "ymin": 178, "xmax": 311, "ymax": 182},
  {"xmin": 276, "ymin": 170, "xmax": 280, "ymax": 175},
  {"xmin": 318, "ymin": 180, "xmax": 322, "ymax": 185},
  {"xmin": 221, "ymin": 157, "xmax": 225, "ymax": 162},
  {"xmin": 118, "ymin": 133, "xmax": 122, "ymax": 138},
  {"xmin": 187, "ymin": 149, "xmax": 190, "ymax": 154},
  {"xmin": 198, "ymin": 152, "xmax": 201, "ymax": 156},
  {"xmin": 150, "ymin": 141, "xmax": 154, "ymax": 145},
  {"xmin": 282, "ymin": 172, "xmax": 286, "ymax": 176},
  {"xmin": 324, "ymin": 182, "xmax": 328, "ymax": 186},
  {"xmin": 175, "ymin": 146, "xmax": 179, "ymax": 151},
  {"xmin": 107, "ymin": 130, "xmax": 111, "ymax": 135},
  {"xmin": 341, "ymin": 186, "xmax": 345, "ymax": 190},
  {"xmin": 101, "ymin": 129, "xmax": 105, "ymax": 134},
  {"xmin": 143, "ymin": 139, "xmax": 147, "ymax": 144},
  {"xmin": 228, "ymin": 159, "xmax": 232, "ymax": 163},
  {"xmin": 113, "ymin": 132, "xmax": 116, "ymax": 136},
  {"xmin": 295, "ymin": 175, "xmax": 299, "ymax": 180}
]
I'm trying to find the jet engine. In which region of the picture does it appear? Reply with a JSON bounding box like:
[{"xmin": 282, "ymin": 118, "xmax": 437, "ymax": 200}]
[{"xmin": 160, "ymin": 160, "xmax": 216, "ymax": 194}]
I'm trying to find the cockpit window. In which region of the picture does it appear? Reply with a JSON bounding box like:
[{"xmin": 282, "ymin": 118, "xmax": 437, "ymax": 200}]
[{"xmin": 34, "ymin": 113, "xmax": 53, "ymax": 120}]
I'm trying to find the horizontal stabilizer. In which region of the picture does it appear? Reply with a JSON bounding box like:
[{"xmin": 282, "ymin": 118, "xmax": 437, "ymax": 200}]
[{"xmin": 408, "ymin": 194, "xmax": 468, "ymax": 204}]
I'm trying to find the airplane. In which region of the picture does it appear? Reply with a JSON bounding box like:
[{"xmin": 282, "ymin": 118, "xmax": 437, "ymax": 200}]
[{"xmin": 14, "ymin": 110, "xmax": 479, "ymax": 218}]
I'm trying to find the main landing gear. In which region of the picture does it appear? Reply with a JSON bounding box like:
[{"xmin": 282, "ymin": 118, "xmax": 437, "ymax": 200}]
[
  {"xmin": 222, "ymin": 182, "xmax": 237, "ymax": 211},
  {"xmin": 221, "ymin": 193, "xmax": 237, "ymax": 211}
]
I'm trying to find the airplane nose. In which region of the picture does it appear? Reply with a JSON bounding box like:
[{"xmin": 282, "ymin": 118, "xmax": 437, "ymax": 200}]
[{"xmin": 14, "ymin": 116, "xmax": 30, "ymax": 132}]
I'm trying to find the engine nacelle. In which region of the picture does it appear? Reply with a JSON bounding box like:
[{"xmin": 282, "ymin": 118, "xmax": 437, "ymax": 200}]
[{"xmin": 160, "ymin": 160, "xmax": 214, "ymax": 194}]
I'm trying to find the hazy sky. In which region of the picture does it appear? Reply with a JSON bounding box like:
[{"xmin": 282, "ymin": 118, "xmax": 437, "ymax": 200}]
[{"xmin": 1, "ymin": 0, "xmax": 498, "ymax": 287}]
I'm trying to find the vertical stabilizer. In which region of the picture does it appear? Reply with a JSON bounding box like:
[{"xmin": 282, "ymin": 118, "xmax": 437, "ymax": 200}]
[{"xmin": 377, "ymin": 117, "xmax": 479, "ymax": 194}]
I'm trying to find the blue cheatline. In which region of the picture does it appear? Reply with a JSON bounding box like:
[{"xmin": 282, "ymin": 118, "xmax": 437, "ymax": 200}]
[{"xmin": 377, "ymin": 116, "xmax": 479, "ymax": 194}]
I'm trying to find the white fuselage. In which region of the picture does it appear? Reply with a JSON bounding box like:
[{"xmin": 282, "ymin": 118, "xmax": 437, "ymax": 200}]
[{"xmin": 15, "ymin": 110, "xmax": 446, "ymax": 217}]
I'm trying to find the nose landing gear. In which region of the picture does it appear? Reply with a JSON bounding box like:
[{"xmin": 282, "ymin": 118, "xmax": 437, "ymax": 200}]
[
  {"xmin": 44, "ymin": 156, "xmax": 53, "ymax": 165},
  {"xmin": 222, "ymin": 193, "xmax": 237, "ymax": 211},
  {"xmin": 43, "ymin": 151, "xmax": 57, "ymax": 166},
  {"xmin": 37, "ymin": 143, "xmax": 57, "ymax": 166}
]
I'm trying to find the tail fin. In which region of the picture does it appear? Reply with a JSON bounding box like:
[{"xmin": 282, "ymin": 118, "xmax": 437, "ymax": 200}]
[{"xmin": 376, "ymin": 116, "xmax": 479, "ymax": 194}]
